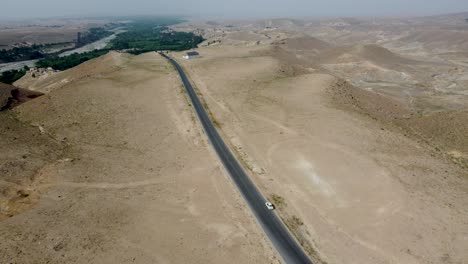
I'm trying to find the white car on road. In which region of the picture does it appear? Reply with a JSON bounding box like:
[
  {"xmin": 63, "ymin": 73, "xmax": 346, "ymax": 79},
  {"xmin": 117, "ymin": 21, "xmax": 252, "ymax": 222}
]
[{"xmin": 265, "ymin": 202, "xmax": 275, "ymax": 210}]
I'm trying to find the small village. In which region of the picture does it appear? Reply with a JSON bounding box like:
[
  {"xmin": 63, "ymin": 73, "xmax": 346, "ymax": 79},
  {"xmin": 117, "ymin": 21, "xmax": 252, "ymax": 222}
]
[{"xmin": 28, "ymin": 66, "xmax": 59, "ymax": 76}]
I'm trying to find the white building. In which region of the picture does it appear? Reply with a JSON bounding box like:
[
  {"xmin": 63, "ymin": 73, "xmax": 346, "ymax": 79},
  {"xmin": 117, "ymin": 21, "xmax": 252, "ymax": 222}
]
[{"xmin": 183, "ymin": 51, "xmax": 200, "ymax": 59}]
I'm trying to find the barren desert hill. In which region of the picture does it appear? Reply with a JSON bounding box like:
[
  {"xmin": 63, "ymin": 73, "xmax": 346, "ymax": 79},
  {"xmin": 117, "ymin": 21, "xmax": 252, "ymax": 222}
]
[
  {"xmin": 349, "ymin": 44, "xmax": 421, "ymax": 65},
  {"xmin": 259, "ymin": 18, "xmax": 305, "ymax": 28},
  {"xmin": 396, "ymin": 29, "xmax": 468, "ymax": 51},
  {"xmin": 171, "ymin": 43, "xmax": 468, "ymax": 264},
  {"xmin": 267, "ymin": 12, "xmax": 468, "ymax": 55},
  {"xmin": 279, "ymin": 35, "xmax": 332, "ymax": 52},
  {"xmin": 225, "ymin": 31, "xmax": 270, "ymax": 42},
  {"xmin": 274, "ymin": 34, "xmax": 423, "ymax": 67},
  {"xmin": 313, "ymin": 43, "xmax": 421, "ymax": 66},
  {"xmin": 0, "ymin": 110, "xmax": 65, "ymax": 222},
  {"xmin": 176, "ymin": 13, "xmax": 468, "ymax": 169},
  {"xmin": 272, "ymin": 37, "xmax": 429, "ymax": 86},
  {"xmin": 14, "ymin": 51, "xmax": 130, "ymax": 93},
  {"xmin": 327, "ymin": 78, "xmax": 468, "ymax": 168},
  {"xmin": 0, "ymin": 51, "xmax": 277, "ymax": 263},
  {"xmin": 262, "ymin": 36, "xmax": 468, "ymax": 168}
]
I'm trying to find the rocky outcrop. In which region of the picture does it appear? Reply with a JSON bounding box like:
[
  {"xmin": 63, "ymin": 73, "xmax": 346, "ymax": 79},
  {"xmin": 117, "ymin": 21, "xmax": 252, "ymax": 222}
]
[{"xmin": 0, "ymin": 83, "xmax": 43, "ymax": 110}]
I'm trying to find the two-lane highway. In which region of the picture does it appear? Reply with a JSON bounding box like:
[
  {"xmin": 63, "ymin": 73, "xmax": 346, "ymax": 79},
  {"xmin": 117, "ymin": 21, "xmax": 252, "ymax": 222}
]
[{"xmin": 161, "ymin": 53, "xmax": 313, "ymax": 264}]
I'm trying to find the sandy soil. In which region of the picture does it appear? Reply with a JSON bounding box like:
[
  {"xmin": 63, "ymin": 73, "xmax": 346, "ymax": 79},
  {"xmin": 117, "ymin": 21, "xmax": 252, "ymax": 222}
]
[
  {"xmin": 0, "ymin": 52, "xmax": 277, "ymax": 263},
  {"xmin": 172, "ymin": 45, "xmax": 468, "ymax": 264}
]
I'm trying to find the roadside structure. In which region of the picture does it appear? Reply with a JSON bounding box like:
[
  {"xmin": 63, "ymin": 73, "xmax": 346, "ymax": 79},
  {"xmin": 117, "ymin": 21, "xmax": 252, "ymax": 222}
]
[{"xmin": 183, "ymin": 51, "xmax": 200, "ymax": 59}]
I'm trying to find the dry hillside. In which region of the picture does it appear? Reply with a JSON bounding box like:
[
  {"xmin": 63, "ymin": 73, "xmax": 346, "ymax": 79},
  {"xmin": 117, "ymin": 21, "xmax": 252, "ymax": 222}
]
[
  {"xmin": 171, "ymin": 43, "xmax": 468, "ymax": 264},
  {"xmin": 0, "ymin": 52, "xmax": 277, "ymax": 263}
]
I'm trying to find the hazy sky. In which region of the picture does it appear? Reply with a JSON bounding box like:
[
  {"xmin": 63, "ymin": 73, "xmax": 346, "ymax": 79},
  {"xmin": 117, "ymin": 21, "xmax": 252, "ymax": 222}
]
[{"xmin": 2, "ymin": 0, "xmax": 468, "ymax": 19}]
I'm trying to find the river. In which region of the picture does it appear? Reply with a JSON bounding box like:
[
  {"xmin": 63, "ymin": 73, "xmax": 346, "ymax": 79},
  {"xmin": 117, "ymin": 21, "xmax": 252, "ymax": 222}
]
[
  {"xmin": 58, "ymin": 28, "xmax": 125, "ymax": 57},
  {"xmin": 0, "ymin": 28, "xmax": 125, "ymax": 73}
]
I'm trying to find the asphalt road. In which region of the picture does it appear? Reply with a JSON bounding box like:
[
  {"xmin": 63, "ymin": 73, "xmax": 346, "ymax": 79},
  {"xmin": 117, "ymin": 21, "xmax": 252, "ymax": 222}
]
[{"xmin": 161, "ymin": 53, "xmax": 313, "ymax": 264}]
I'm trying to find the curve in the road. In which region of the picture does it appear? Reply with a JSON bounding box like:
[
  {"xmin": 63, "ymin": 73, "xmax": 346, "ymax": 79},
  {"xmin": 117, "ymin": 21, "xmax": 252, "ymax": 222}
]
[{"xmin": 161, "ymin": 53, "xmax": 313, "ymax": 264}]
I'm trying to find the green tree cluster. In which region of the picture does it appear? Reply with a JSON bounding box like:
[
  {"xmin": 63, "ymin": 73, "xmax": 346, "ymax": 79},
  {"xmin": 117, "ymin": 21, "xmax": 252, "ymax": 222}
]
[
  {"xmin": 0, "ymin": 66, "xmax": 29, "ymax": 84},
  {"xmin": 77, "ymin": 27, "xmax": 113, "ymax": 46},
  {"xmin": 0, "ymin": 46, "xmax": 44, "ymax": 63},
  {"xmin": 107, "ymin": 18, "xmax": 203, "ymax": 54},
  {"xmin": 33, "ymin": 17, "xmax": 203, "ymax": 72},
  {"xmin": 36, "ymin": 49, "xmax": 110, "ymax": 71}
]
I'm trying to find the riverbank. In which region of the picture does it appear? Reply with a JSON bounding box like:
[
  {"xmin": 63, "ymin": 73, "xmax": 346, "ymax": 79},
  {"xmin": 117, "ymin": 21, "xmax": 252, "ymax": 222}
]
[{"xmin": 0, "ymin": 28, "xmax": 120, "ymax": 74}]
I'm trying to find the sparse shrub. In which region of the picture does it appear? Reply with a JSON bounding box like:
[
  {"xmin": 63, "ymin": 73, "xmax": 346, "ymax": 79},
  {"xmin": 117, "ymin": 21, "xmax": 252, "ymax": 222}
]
[{"xmin": 271, "ymin": 194, "xmax": 285, "ymax": 207}]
